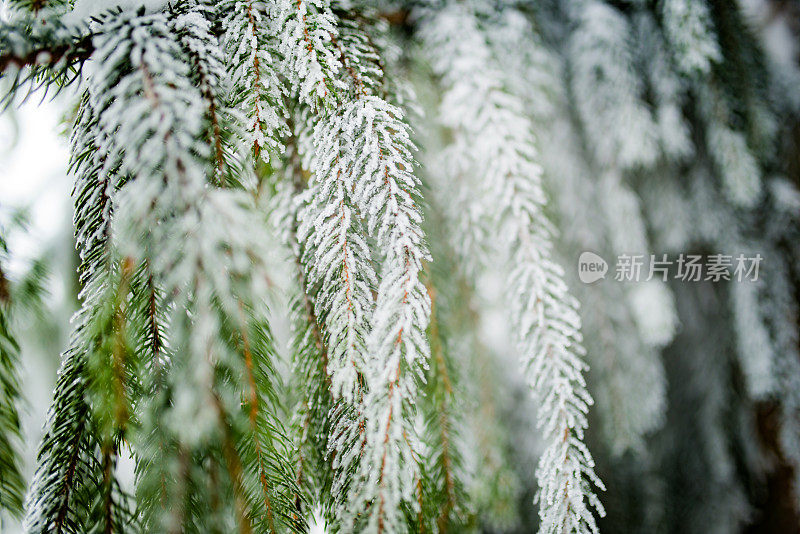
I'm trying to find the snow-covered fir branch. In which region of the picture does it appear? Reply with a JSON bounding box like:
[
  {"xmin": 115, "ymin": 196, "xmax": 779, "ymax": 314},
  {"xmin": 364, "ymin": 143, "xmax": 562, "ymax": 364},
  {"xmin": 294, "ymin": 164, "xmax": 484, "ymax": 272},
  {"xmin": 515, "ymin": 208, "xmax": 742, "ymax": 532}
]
[
  {"xmin": 221, "ymin": 0, "xmax": 287, "ymax": 163},
  {"xmin": 0, "ymin": 236, "xmax": 26, "ymax": 523},
  {"xmin": 278, "ymin": 0, "xmax": 343, "ymax": 110},
  {"xmin": 24, "ymin": 90, "xmax": 134, "ymax": 534},
  {"xmin": 170, "ymin": 2, "xmax": 233, "ymax": 181},
  {"xmin": 297, "ymin": 112, "xmax": 376, "ymax": 405},
  {"xmin": 82, "ymin": 10, "xmax": 301, "ymax": 532},
  {"xmin": 419, "ymin": 3, "xmax": 604, "ymax": 532},
  {"xmin": 289, "ymin": 9, "xmax": 433, "ymax": 530},
  {"xmin": 345, "ymin": 95, "xmax": 431, "ymax": 532},
  {"xmin": 660, "ymin": 0, "xmax": 721, "ymax": 76},
  {"xmin": 567, "ymin": 0, "xmax": 659, "ymax": 171}
]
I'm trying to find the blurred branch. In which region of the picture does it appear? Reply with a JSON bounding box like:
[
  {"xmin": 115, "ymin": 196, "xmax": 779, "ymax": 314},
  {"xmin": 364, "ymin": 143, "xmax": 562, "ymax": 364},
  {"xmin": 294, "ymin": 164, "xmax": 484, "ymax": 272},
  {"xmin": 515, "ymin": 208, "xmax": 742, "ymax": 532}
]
[{"xmin": 0, "ymin": 34, "xmax": 93, "ymax": 73}]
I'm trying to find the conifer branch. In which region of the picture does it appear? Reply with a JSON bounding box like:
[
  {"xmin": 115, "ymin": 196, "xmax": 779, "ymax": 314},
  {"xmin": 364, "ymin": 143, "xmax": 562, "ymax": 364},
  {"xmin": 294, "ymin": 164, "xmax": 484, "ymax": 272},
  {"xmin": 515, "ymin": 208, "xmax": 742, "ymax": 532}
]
[
  {"xmin": 278, "ymin": 0, "xmax": 343, "ymax": 110},
  {"xmin": 291, "ymin": 108, "xmax": 373, "ymax": 528},
  {"xmin": 25, "ymin": 80, "xmax": 129, "ymax": 534},
  {"xmin": 0, "ymin": 12, "xmax": 92, "ymax": 103},
  {"xmin": 419, "ymin": 4, "xmax": 604, "ymax": 532},
  {"xmin": 222, "ymin": 0, "xmax": 287, "ymax": 163},
  {"xmin": 80, "ymin": 10, "xmax": 302, "ymax": 532},
  {"xmin": 0, "ymin": 34, "xmax": 93, "ymax": 73},
  {"xmin": 171, "ymin": 3, "xmax": 228, "ymax": 182},
  {"xmin": 426, "ymin": 284, "xmax": 459, "ymax": 532},
  {"xmin": 0, "ymin": 245, "xmax": 25, "ymax": 521}
]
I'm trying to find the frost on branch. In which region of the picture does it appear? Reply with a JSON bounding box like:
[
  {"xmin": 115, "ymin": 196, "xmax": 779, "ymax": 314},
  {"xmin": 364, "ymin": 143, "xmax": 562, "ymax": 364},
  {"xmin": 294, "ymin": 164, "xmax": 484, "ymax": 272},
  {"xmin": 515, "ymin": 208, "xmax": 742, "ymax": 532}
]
[
  {"xmin": 86, "ymin": 10, "xmax": 301, "ymax": 532},
  {"xmin": 292, "ymin": 9, "xmax": 432, "ymax": 529},
  {"xmin": 297, "ymin": 112, "xmax": 376, "ymax": 405},
  {"xmin": 298, "ymin": 85, "xmax": 431, "ymax": 534},
  {"xmin": 660, "ymin": 0, "xmax": 721, "ymax": 76},
  {"xmin": 568, "ymin": 0, "xmax": 659, "ymax": 171},
  {"xmin": 419, "ymin": 3, "xmax": 604, "ymax": 533},
  {"xmin": 278, "ymin": 0, "xmax": 343, "ymax": 110},
  {"xmin": 346, "ymin": 96, "xmax": 432, "ymax": 532},
  {"xmin": 221, "ymin": 0, "xmax": 287, "ymax": 163},
  {"xmin": 4, "ymin": 0, "xmax": 800, "ymax": 532}
]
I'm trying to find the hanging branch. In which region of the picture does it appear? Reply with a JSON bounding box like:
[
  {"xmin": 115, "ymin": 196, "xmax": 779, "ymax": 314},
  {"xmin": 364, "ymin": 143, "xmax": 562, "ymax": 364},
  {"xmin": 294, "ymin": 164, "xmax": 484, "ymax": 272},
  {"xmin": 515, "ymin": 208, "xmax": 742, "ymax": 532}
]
[
  {"xmin": 276, "ymin": 125, "xmax": 338, "ymax": 520},
  {"xmin": 82, "ymin": 9, "xmax": 301, "ymax": 532},
  {"xmin": 418, "ymin": 4, "xmax": 604, "ymax": 533},
  {"xmin": 0, "ymin": 241, "xmax": 25, "ymax": 522},
  {"xmin": 221, "ymin": 0, "xmax": 288, "ymax": 164},
  {"xmin": 0, "ymin": 11, "xmax": 92, "ymax": 103},
  {"xmin": 25, "ymin": 88, "xmax": 132, "ymax": 534}
]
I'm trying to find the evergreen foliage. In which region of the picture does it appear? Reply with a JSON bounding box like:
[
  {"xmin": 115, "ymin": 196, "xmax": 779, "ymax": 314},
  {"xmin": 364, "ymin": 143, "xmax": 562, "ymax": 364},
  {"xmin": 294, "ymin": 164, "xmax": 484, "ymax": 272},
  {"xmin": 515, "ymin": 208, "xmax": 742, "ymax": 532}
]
[{"xmin": 1, "ymin": 0, "xmax": 799, "ymax": 532}]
